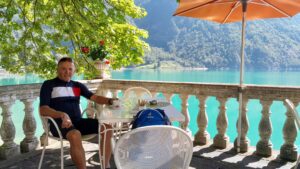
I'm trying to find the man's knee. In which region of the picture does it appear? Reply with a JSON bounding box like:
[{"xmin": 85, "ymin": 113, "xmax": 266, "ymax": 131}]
[{"xmin": 66, "ymin": 129, "xmax": 82, "ymax": 141}]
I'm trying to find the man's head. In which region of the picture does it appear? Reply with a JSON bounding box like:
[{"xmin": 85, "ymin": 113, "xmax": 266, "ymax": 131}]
[{"xmin": 57, "ymin": 57, "xmax": 75, "ymax": 82}]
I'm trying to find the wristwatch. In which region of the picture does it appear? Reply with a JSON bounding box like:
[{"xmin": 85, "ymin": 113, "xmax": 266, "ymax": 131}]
[{"xmin": 108, "ymin": 98, "xmax": 114, "ymax": 105}]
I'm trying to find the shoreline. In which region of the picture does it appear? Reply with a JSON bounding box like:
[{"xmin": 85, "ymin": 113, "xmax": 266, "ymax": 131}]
[
  {"xmin": 119, "ymin": 67, "xmax": 208, "ymax": 71},
  {"xmin": 0, "ymin": 69, "xmax": 11, "ymax": 76}
]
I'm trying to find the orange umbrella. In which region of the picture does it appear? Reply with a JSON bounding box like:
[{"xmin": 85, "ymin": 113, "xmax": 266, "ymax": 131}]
[{"xmin": 174, "ymin": 0, "xmax": 300, "ymax": 152}]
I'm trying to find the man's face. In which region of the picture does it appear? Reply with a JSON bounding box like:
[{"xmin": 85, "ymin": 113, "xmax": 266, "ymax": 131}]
[{"xmin": 57, "ymin": 61, "xmax": 75, "ymax": 82}]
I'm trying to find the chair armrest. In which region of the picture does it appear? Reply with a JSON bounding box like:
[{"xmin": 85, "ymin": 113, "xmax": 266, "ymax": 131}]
[
  {"xmin": 82, "ymin": 107, "xmax": 100, "ymax": 119},
  {"xmin": 40, "ymin": 115, "xmax": 63, "ymax": 139}
]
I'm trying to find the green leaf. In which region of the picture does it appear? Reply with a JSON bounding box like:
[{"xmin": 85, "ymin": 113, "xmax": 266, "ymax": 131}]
[{"xmin": 0, "ymin": 0, "xmax": 149, "ymax": 79}]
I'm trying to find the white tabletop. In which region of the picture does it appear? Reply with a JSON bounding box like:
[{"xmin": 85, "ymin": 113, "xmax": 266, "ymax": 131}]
[{"xmin": 98, "ymin": 101, "xmax": 185, "ymax": 124}]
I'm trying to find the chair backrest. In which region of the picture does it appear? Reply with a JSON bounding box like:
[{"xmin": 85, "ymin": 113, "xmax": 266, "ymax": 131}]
[
  {"xmin": 123, "ymin": 87, "xmax": 152, "ymax": 99},
  {"xmin": 114, "ymin": 125, "xmax": 193, "ymax": 169},
  {"xmin": 123, "ymin": 87, "xmax": 152, "ymax": 111}
]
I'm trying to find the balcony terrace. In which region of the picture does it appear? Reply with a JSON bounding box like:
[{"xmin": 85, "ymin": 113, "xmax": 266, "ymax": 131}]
[{"xmin": 0, "ymin": 79, "xmax": 299, "ymax": 168}]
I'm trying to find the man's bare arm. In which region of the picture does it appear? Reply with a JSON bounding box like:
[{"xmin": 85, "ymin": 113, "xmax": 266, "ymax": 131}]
[
  {"xmin": 90, "ymin": 94, "xmax": 112, "ymax": 105},
  {"xmin": 39, "ymin": 105, "xmax": 65, "ymax": 118},
  {"xmin": 39, "ymin": 105, "xmax": 72, "ymax": 128}
]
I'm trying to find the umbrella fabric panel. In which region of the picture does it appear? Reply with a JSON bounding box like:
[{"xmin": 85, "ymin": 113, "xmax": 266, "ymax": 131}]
[{"xmin": 174, "ymin": 0, "xmax": 300, "ymax": 23}]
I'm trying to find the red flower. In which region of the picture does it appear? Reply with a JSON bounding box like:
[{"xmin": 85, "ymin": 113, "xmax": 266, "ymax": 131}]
[
  {"xmin": 104, "ymin": 60, "xmax": 110, "ymax": 65},
  {"xmin": 99, "ymin": 40, "xmax": 105, "ymax": 46},
  {"xmin": 80, "ymin": 40, "xmax": 109, "ymax": 61},
  {"xmin": 81, "ymin": 47, "xmax": 90, "ymax": 54}
]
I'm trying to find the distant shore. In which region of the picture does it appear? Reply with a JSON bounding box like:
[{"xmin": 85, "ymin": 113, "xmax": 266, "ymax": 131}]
[
  {"xmin": 0, "ymin": 69, "xmax": 10, "ymax": 76},
  {"xmin": 0, "ymin": 67, "xmax": 209, "ymax": 77},
  {"xmin": 119, "ymin": 67, "xmax": 208, "ymax": 71}
]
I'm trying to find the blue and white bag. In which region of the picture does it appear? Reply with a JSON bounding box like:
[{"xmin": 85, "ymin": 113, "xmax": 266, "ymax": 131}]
[{"xmin": 131, "ymin": 108, "xmax": 171, "ymax": 129}]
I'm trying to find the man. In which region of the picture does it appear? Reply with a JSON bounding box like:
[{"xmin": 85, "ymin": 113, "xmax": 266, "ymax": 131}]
[{"xmin": 39, "ymin": 57, "xmax": 114, "ymax": 169}]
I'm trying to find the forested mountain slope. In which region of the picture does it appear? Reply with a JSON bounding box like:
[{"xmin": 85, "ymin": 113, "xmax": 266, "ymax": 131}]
[{"xmin": 134, "ymin": 0, "xmax": 300, "ymax": 70}]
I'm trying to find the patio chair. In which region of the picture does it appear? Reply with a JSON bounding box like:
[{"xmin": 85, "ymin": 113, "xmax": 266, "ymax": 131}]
[
  {"xmin": 123, "ymin": 86, "xmax": 152, "ymax": 104},
  {"xmin": 113, "ymin": 87, "xmax": 153, "ymax": 137},
  {"xmin": 284, "ymin": 99, "xmax": 300, "ymax": 169},
  {"xmin": 114, "ymin": 125, "xmax": 193, "ymax": 169},
  {"xmin": 38, "ymin": 108, "xmax": 98, "ymax": 169}
]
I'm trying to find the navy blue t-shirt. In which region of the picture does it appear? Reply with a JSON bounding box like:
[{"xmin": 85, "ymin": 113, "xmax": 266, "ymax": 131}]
[{"xmin": 39, "ymin": 77, "xmax": 93, "ymax": 122}]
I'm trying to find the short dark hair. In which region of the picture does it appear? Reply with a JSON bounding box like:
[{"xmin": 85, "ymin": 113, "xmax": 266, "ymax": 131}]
[{"xmin": 58, "ymin": 57, "xmax": 74, "ymax": 65}]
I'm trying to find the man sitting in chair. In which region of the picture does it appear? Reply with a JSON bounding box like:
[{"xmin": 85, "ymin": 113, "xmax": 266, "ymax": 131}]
[{"xmin": 39, "ymin": 57, "xmax": 115, "ymax": 169}]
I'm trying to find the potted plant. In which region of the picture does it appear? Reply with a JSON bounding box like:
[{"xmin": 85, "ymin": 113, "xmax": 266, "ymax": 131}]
[{"xmin": 81, "ymin": 40, "xmax": 111, "ymax": 79}]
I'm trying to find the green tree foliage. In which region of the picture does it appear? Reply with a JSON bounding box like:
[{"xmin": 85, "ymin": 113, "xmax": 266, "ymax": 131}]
[
  {"xmin": 142, "ymin": 47, "xmax": 174, "ymax": 68},
  {"xmin": 0, "ymin": 0, "xmax": 149, "ymax": 78}
]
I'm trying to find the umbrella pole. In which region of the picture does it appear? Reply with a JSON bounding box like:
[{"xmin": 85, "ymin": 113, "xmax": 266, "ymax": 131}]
[{"xmin": 237, "ymin": 2, "xmax": 247, "ymax": 153}]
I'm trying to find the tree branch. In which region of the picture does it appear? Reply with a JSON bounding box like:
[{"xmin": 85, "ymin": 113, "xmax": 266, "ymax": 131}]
[{"xmin": 33, "ymin": 0, "xmax": 38, "ymax": 24}]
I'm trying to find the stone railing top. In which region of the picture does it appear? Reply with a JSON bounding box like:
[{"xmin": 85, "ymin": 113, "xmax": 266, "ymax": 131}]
[
  {"xmin": 1, "ymin": 79, "xmax": 300, "ymax": 102},
  {"xmin": 99, "ymin": 79, "xmax": 300, "ymax": 101},
  {"xmin": 0, "ymin": 79, "xmax": 102, "ymax": 102}
]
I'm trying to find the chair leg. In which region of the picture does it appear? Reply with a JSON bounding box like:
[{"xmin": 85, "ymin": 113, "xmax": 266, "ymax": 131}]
[
  {"xmin": 295, "ymin": 156, "xmax": 300, "ymax": 169},
  {"xmin": 38, "ymin": 144, "xmax": 47, "ymax": 169},
  {"xmin": 60, "ymin": 138, "xmax": 64, "ymax": 169},
  {"xmin": 99, "ymin": 126, "xmax": 104, "ymax": 169},
  {"xmin": 111, "ymin": 137, "xmax": 116, "ymax": 155}
]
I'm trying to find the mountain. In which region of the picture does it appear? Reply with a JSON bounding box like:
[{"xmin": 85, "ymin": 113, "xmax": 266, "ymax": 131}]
[{"xmin": 134, "ymin": 0, "xmax": 300, "ymax": 70}]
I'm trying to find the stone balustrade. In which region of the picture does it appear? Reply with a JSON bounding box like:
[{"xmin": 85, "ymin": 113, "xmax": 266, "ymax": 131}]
[{"xmin": 0, "ymin": 79, "xmax": 300, "ymax": 163}]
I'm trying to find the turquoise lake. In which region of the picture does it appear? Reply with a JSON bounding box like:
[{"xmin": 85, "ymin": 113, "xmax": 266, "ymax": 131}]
[{"xmin": 1, "ymin": 69, "xmax": 300, "ymax": 151}]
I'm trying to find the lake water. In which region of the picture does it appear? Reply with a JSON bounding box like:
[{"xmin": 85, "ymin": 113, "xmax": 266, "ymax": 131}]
[{"xmin": 1, "ymin": 69, "xmax": 300, "ymax": 151}]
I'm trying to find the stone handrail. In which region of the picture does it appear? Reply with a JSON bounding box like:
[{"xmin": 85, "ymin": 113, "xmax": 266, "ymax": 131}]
[
  {"xmin": 98, "ymin": 79, "xmax": 300, "ymax": 161},
  {"xmin": 0, "ymin": 79, "xmax": 299, "ymax": 162}
]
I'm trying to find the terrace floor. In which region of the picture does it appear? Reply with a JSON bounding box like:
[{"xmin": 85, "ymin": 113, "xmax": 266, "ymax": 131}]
[{"xmin": 0, "ymin": 138, "xmax": 297, "ymax": 169}]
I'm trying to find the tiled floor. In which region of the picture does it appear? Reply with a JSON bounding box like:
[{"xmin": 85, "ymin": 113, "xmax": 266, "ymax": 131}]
[{"xmin": 0, "ymin": 139, "xmax": 297, "ymax": 169}]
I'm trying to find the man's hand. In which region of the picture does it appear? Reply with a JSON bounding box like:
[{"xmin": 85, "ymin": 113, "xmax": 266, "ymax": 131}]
[
  {"xmin": 108, "ymin": 98, "xmax": 119, "ymax": 105},
  {"xmin": 61, "ymin": 113, "xmax": 73, "ymax": 128}
]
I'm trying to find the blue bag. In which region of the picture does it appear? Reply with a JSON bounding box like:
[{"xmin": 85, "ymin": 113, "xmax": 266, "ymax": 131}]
[{"xmin": 131, "ymin": 108, "xmax": 171, "ymax": 129}]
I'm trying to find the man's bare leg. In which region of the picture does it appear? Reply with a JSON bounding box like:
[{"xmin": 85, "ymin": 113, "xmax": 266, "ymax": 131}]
[
  {"xmin": 100, "ymin": 124, "xmax": 113, "ymax": 168},
  {"xmin": 67, "ymin": 130, "xmax": 86, "ymax": 169}
]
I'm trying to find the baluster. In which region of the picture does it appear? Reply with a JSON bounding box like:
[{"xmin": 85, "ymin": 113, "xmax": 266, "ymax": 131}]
[
  {"xmin": 86, "ymin": 101, "xmax": 96, "ymax": 118},
  {"xmin": 85, "ymin": 88, "xmax": 112, "ymax": 118},
  {"xmin": 20, "ymin": 98, "xmax": 38, "ymax": 153},
  {"xmin": 96, "ymin": 88, "xmax": 109, "ymax": 98},
  {"xmin": 213, "ymin": 97, "xmax": 229, "ymax": 149},
  {"xmin": 0, "ymin": 98, "xmax": 20, "ymax": 159},
  {"xmin": 234, "ymin": 98, "xmax": 249, "ymax": 152},
  {"xmin": 95, "ymin": 88, "xmax": 109, "ymax": 117},
  {"xmin": 256, "ymin": 99, "xmax": 273, "ymax": 157},
  {"xmin": 280, "ymin": 101, "xmax": 298, "ymax": 161},
  {"xmin": 194, "ymin": 96, "xmax": 210, "ymax": 145},
  {"xmin": 164, "ymin": 93, "xmax": 172, "ymax": 103},
  {"xmin": 111, "ymin": 89, "xmax": 118, "ymax": 98},
  {"xmin": 180, "ymin": 94, "xmax": 191, "ymax": 134},
  {"xmin": 150, "ymin": 91, "xmax": 156, "ymax": 98}
]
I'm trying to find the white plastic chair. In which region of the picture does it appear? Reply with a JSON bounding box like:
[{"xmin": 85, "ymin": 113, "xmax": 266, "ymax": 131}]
[
  {"xmin": 114, "ymin": 87, "xmax": 153, "ymax": 136},
  {"xmin": 123, "ymin": 86, "xmax": 152, "ymax": 99},
  {"xmin": 122, "ymin": 87, "xmax": 152, "ymax": 113},
  {"xmin": 38, "ymin": 108, "xmax": 98, "ymax": 169},
  {"xmin": 114, "ymin": 125, "xmax": 193, "ymax": 169},
  {"xmin": 284, "ymin": 99, "xmax": 300, "ymax": 169}
]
